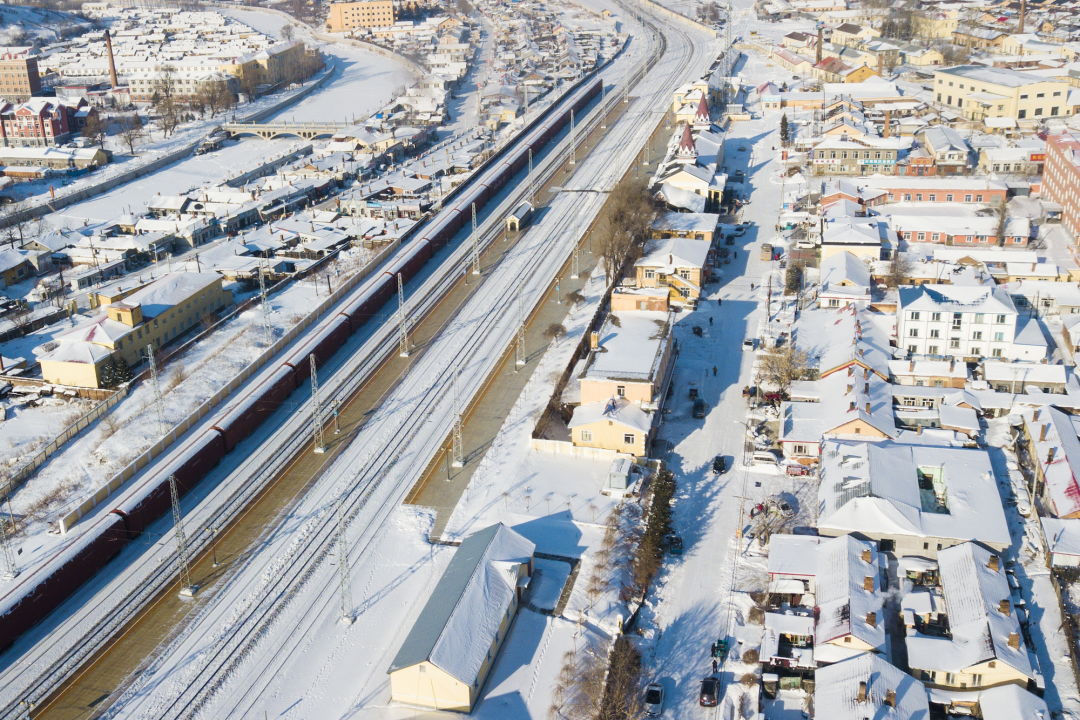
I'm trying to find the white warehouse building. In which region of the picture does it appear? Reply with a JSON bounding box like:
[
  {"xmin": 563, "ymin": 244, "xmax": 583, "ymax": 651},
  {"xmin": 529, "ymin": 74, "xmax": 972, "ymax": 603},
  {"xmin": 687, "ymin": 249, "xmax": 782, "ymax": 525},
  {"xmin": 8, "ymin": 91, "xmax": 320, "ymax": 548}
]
[{"xmin": 897, "ymin": 285, "xmax": 1019, "ymax": 361}]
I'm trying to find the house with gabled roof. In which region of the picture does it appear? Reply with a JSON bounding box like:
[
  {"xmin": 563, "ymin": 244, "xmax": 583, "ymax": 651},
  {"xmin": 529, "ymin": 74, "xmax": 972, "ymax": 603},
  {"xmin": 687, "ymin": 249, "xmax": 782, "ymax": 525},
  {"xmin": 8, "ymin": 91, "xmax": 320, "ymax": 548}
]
[{"xmin": 387, "ymin": 524, "xmax": 535, "ymax": 712}]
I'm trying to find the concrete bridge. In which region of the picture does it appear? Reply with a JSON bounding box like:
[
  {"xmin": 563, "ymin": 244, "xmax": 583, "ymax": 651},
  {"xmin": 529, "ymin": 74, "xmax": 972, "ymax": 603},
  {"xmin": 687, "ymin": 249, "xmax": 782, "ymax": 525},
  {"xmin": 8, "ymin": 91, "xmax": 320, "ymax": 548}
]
[{"xmin": 223, "ymin": 121, "xmax": 353, "ymax": 140}]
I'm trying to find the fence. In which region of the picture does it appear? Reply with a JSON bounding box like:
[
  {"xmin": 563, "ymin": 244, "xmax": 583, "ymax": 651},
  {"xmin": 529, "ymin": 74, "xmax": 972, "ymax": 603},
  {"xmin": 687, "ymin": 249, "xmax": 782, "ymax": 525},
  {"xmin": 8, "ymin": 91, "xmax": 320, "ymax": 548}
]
[
  {"xmin": 529, "ymin": 438, "xmax": 626, "ymax": 462},
  {"xmin": 57, "ymin": 237, "xmax": 401, "ymax": 533}
]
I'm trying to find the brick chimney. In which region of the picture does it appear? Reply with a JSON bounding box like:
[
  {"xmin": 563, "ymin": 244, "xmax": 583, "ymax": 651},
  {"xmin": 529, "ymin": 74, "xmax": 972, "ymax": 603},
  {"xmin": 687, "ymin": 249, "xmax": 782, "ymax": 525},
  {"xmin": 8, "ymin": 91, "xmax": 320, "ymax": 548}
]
[
  {"xmin": 817, "ymin": 25, "xmax": 823, "ymax": 64},
  {"xmin": 885, "ymin": 689, "xmax": 896, "ymax": 708},
  {"xmin": 999, "ymin": 599, "xmax": 1011, "ymax": 614},
  {"xmin": 1040, "ymin": 423, "xmax": 1048, "ymax": 442},
  {"xmin": 866, "ymin": 611, "xmax": 877, "ymax": 627},
  {"xmin": 865, "ymin": 401, "xmax": 872, "ymax": 413},
  {"xmin": 862, "ymin": 549, "xmax": 872, "ymax": 563},
  {"xmin": 988, "ymin": 554, "xmax": 1000, "ymax": 571},
  {"xmin": 884, "ymin": 110, "xmax": 891, "ymax": 139},
  {"xmin": 863, "ymin": 575, "xmax": 874, "ymax": 591},
  {"xmin": 105, "ymin": 29, "xmax": 119, "ymax": 90},
  {"xmin": 1019, "ymin": 0, "xmax": 1027, "ymax": 33},
  {"xmin": 590, "ymin": 331, "xmax": 599, "ymax": 350},
  {"xmin": 1008, "ymin": 632, "xmax": 1020, "ymax": 649},
  {"xmin": 858, "ymin": 681, "xmax": 867, "ymax": 702},
  {"xmin": 849, "ymin": 401, "xmax": 857, "ymax": 411},
  {"xmin": 1049, "ymin": 447, "xmax": 1057, "ymax": 464}
]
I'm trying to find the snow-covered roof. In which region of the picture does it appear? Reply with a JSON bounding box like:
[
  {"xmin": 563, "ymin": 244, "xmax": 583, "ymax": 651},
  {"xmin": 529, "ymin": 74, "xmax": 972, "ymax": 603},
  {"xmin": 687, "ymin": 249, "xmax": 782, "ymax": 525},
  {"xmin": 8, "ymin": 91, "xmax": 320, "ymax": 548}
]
[
  {"xmin": 651, "ymin": 211, "xmax": 718, "ymax": 234},
  {"xmin": 1024, "ymin": 406, "xmax": 1080, "ymax": 518},
  {"xmin": 816, "ymin": 535, "xmax": 885, "ymax": 650},
  {"xmin": 818, "ymin": 441, "xmax": 1011, "ymax": 548},
  {"xmin": 1042, "ymin": 517, "xmax": 1080, "ymax": 557},
  {"xmin": 387, "ymin": 523, "xmax": 534, "ymax": 684},
  {"xmin": 983, "ymin": 361, "xmax": 1064, "ymax": 387},
  {"xmin": 656, "ymin": 182, "xmax": 706, "ymax": 212},
  {"xmin": 814, "ymin": 654, "xmax": 929, "ymax": 720},
  {"xmin": 584, "ymin": 310, "xmax": 671, "ymax": 383},
  {"xmin": 977, "ymin": 684, "xmax": 1049, "ymax": 720},
  {"xmin": 907, "ymin": 542, "xmax": 1033, "ymax": 679},
  {"xmin": 636, "ymin": 236, "xmax": 710, "ymax": 273},
  {"xmin": 898, "ymin": 284, "xmax": 1017, "ymax": 316},
  {"xmin": 768, "ymin": 534, "xmax": 823, "ymax": 577},
  {"xmin": 819, "ymin": 250, "xmax": 871, "ymax": 298},
  {"xmin": 888, "ymin": 359, "xmax": 968, "ymax": 381},
  {"xmin": 568, "ymin": 397, "xmax": 652, "ymax": 433}
]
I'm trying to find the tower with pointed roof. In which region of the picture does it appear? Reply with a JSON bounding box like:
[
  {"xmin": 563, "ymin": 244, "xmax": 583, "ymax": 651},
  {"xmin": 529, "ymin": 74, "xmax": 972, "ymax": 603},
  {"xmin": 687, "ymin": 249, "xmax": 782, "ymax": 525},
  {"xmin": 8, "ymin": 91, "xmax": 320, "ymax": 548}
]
[{"xmin": 676, "ymin": 123, "xmax": 698, "ymax": 163}]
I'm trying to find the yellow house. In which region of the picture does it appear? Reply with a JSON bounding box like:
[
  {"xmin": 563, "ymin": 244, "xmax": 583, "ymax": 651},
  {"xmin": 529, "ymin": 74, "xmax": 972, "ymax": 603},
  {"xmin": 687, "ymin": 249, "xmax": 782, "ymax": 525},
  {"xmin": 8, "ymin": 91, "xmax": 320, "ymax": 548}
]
[
  {"xmin": 907, "ymin": 543, "xmax": 1036, "ymax": 691},
  {"xmin": 933, "ymin": 65, "xmax": 1076, "ymax": 123},
  {"xmin": 0, "ymin": 248, "xmax": 34, "ymax": 288},
  {"xmin": 634, "ymin": 235, "xmax": 711, "ymax": 304},
  {"xmin": 569, "ymin": 397, "xmax": 652, "ymax": 456},
  {"xmin": 577, "ymin": 310, "xmax": 675, "ymax": 409},
  {"xmin": 220, "ymin": 40, "xmax": 309, "ymax": 91},
  {"xmin": 387, "ymin": 524, "xmax": 534, "ymax": 712},
  {"xmin": 671, "ymin": 80, "xmax": 710, "ymax": 113},
  {"xmin": 39, "ymin": 272, "xmax": 232, "ymax": 388},
  {"xmin": 841, "ymin": 64, "xmax": 879, "ymax": 83},
  {"xmin": 327, "ymin": 0, "xmax": 394, "ymax": 32},
  {"xmin": 914, "ymin": 13, "xmax": 959, "ymax": 39}
]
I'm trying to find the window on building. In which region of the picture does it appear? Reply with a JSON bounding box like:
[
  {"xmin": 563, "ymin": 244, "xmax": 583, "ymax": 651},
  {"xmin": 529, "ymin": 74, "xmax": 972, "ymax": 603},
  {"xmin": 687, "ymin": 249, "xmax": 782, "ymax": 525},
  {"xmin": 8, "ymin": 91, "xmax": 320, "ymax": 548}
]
[
  {"xmin": 974, "ymin": 313, "xmax": 984, "ymax": 323},
  {"xmin": 950, "ymin": 339, "xmax": 961, "ymax": 349},
  {"xmin": 909, "ymin": 328, "xmax": 919, "ymax": 338},
  {"xmin": 1020, "ymin": 94, "xmax": 1029, "ymax": 99},
  {"xmin": 932, "ymin": 233, "xmax": 940, "ymax": 241},
  {"xmin": 1052, "ymin": 107, "xmax": 1060, "ymax": 116},
  {"xmin": 916, "ymin": 194, "xmax": 923, "ymax": 202},
  {"xmin": 927, "ymin": 345, "xmax": 938, "ymax": 355},
  {"xmin": 930, "ymin": 329, "xmax": 940, "ymax": 338},
  {"xmin": 992, "ymin": 348, "xmax": 1003, "ymax": 357},
  {"xmin": 908, "ymin": 344, "xmax": 918, "ymax": 353},
  {"xmin": 793, "ymin": 444, "xmax": 808, "ymax": 455},
  {"xmin": 644, "ymin": 269, "xmax": 655, "ymax": 279},
  {"xmin": 972, "ymin": 331, "xmax": 983, "ymax": 340},
  {"xmin": 946, "ymin": 194, "xmax": 953, "ymax": 202},
  {"xmin": 828, "ymin": 298, "xmax": 840, "ymax": 307},
  {"xmin": 1019, "ymin": 109, "xmax": 1027, "ymax": 119},
  {"xmin": 993, "ymin": 332, "xmax": 1005, "ymax": 342},
  {"xmin": 580, "ymin": 429, "xmax": 593, "ymax": 441},
  {"xmin": 910, "ymin": 311, "xmax": 920, "ymax": 320},
  {"xmin": 623, "ymin": 433, "xmax": 635, "ymax": 445},
  {"xmin": 904, "ymin": 193, "xmax": 911, "ymax": 201},
  {"xmin": 996, "ymin": 314, "xmax": 1007, "ymax": 324},
  {"xmin": 616, "ymin": 385, "xmax": 625, "ymax": 397}
]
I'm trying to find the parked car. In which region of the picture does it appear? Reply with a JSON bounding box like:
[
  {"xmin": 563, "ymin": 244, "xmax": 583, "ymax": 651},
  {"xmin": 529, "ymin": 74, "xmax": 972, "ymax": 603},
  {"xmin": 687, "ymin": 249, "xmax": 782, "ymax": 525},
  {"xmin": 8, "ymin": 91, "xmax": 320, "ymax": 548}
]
[
  {"xmin": 724, "ymin": 235, "xmax": 735, "ymax": 245},
  {"xmin": 742, "ymin": 338, "xmax": 757, "ymax": 352},
  {"xmin": 712, "ymin": 455, "xmax": 727, "ymax": 474},
  {"xmin": 742, "ymin": 385, "xmax": 756, "ymax": 398},
  {"xmin": 689, "ymin": 386, "xmax": 699, "ymax": 400},
  {"xmin": 700, "ymin": 677, "xmax": 720, "ymax": 707},
  {"xmin": 693, "ymin": 399, "xmax": 707, "ymax": 418},
  {"xmin": 692, "ymin": 325, "xmax": 703, "ymax": 337},
  {"xmin": 645, "ymin": 683, "xmax": 665, "ymax": 717},
  {"xmin": 665, "ymin": 534, "xmax": 684, "ymax": 555},
  {"xmin": 738, "ymin": 146, "xmax": 747, "ymax": 152}
]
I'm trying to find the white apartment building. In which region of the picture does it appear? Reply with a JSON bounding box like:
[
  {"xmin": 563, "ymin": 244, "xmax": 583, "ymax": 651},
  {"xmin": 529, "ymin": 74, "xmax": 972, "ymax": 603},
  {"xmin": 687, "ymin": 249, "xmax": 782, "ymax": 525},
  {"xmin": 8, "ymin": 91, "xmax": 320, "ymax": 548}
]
[{"xmin": 897, "ymin": 285, "xmax": 1019, "ymax": 360}]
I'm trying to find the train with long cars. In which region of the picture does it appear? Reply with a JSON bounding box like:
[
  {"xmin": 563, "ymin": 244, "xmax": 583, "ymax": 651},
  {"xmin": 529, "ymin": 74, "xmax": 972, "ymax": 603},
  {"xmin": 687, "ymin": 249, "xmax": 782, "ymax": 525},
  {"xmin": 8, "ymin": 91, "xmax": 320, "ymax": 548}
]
[{"xmin": 0, "ymin": 75, "xmax": 602, "ymax": 652}]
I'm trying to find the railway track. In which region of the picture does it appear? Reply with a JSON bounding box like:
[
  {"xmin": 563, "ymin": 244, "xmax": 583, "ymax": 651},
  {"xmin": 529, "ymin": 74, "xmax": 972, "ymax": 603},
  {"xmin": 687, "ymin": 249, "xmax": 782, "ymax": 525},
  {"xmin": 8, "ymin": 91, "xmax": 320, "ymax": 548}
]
[
  {"xmin": 0, "ymin": 22, "xmax": 666, "ymax": 720},
  {"xmin": 108, "ymin": 7, "xmax": 718, "ymax": 718}
]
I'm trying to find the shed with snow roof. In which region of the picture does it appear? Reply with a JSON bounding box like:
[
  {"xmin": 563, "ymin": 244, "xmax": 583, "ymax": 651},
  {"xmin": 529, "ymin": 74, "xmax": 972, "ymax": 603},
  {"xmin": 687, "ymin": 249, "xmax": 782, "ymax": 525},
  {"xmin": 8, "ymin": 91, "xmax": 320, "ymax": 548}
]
[{"xmin": 387, "ymin": 523, "xmax": 535, "ymax": 712}]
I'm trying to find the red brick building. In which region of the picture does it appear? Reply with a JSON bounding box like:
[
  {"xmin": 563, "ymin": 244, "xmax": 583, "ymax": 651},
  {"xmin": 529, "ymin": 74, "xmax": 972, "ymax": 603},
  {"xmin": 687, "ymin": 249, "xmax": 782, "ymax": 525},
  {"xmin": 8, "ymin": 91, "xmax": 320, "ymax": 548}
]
[
  {"xmin": 1043, "ymin": 133, "xmax": 1080, "ymax": 240},
  {"xmin": 0, "ymin": 98, "xmax": 84, "ymax": 148}
]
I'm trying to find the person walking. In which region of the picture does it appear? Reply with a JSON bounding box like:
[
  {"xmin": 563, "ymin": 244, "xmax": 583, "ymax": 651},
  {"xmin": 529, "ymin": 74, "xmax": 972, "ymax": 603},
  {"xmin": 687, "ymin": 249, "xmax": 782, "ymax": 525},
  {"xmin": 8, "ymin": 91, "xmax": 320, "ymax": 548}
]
[
  {"xmin": 712, "ymin": 659, "xmax": 718, "ymax": 674},
  {"xmin": 750, "ymin": 283, "xmax": 755, "ymax": 290},
  {"xmin": 712, "ymin": 366, "xmax": 717, "ymax": 376},
  {"xmin": 709, "ymin": 316, "xmax": 713, "ymax": 326}
]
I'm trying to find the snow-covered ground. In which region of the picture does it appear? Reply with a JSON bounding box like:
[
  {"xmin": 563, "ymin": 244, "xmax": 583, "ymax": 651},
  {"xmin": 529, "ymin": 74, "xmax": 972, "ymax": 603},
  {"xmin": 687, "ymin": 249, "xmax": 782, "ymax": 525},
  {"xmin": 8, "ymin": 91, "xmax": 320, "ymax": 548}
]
[{"xmin": 0, "ymin": 4, "xmax": 90, "ymax": 46}]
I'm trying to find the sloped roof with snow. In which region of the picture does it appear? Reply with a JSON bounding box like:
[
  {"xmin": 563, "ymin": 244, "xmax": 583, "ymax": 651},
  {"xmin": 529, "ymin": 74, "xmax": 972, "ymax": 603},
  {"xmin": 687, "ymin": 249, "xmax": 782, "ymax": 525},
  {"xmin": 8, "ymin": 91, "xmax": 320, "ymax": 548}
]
[
  {"xmin": 1024, "ymin": 406, "xmax": 1080, "ymax": 518},
  {"xmin": 815, "ymin": 535, "xmax": 885, "ymax": 649},
  {"xmin": 814, "ymin": 654, "xmax": 929, "ymax": 720},
  {"xmin": 569, "ymin": 397, "xmax": 652, "ymax": 432},
  {"xmin": 820, "ymin": 251, "xmax": 871, "ymax": 297},
  {"xmin": 387, "ymin": 524, "xmax": 534, "ymax": 684}
]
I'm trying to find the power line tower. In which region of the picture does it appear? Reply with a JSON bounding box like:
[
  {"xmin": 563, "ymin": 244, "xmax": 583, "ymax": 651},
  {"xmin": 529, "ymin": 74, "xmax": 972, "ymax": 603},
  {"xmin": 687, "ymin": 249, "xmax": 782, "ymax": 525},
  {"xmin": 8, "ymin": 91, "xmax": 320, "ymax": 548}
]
[
  {"xmin": 0, "ymin": 508, "xmax": 18, "ymax": 580},
  {"xmin": 571, "ymin": 244, "xmax": 580, "ymax": 279},
  {"xmin": 311, "ymin": 354, "xmax": 326, "ymax": 454},
  {"xmin": 335, "ymin": 497, "xmax": 354, "ymax": 624},
  {"xmin": 451, "ymin": 369, "xmax": 464, "ymax": 467},
  {"xmin": 397, "ymin": 273, "xmax": 409, "ymax": 357},
  {"xmin": 146, "ymin": 343, "xmax": 167, "ymax": 437},
  {"xmin": 169, "ymin": 474, "xmax": 197, "ymax": 596},
  {"xmin": 516, "ymin": 292, "xmax": 526, "ymax": 369},
  {"xmin": 259, "ymin": 262, "xmax": 273, "ymax": 345},
  {"xmin": 528, "ymin": 149, "xmax": 535, "ymax": 206},
  {"xmin": 471, "ymin": 203, "xmax": 480, "ymax": 275}
]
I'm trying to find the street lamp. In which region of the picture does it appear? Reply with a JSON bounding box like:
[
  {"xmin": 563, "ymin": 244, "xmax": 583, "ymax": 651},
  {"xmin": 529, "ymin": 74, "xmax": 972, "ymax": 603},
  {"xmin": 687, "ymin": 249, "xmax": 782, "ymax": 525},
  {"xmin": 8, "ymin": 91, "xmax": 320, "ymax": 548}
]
[{"xmin": 207, "ymin": 526, "xmax": 219, "ymax": 568}]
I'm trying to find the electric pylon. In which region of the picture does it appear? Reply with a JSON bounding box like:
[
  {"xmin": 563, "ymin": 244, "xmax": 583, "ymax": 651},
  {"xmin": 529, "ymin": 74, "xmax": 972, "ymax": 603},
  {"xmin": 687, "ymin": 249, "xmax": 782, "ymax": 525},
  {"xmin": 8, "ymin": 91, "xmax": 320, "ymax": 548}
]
[
  {"xmin": 335, "ymin": 497, "xmax": 353, "ymax": 624},
  {"xmin": 146, "ymin": 343, "xmax": 167, "ymax": 437},
  {"xmin": 516, "ymin": 292, "xmax": 526, "ymax": 368},
  {"xmin": 169, "ymin": 474, "xmax": 196, "ymax": 596},
  {"xmin": 397, "ymin": 273, "xmax": 409, "ymax": 357},
  {"xmin": 311, "ymin": 354, "xmax": 326, "ymax": 454}
]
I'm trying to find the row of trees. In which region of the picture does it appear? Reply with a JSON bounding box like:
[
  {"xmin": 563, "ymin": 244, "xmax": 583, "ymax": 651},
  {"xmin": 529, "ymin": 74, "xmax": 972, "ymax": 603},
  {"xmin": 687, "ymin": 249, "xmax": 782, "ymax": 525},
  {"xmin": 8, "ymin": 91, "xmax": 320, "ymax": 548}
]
[{"xmin": 595, "ymin": 178, "xmax": 656, "ymax": 282}]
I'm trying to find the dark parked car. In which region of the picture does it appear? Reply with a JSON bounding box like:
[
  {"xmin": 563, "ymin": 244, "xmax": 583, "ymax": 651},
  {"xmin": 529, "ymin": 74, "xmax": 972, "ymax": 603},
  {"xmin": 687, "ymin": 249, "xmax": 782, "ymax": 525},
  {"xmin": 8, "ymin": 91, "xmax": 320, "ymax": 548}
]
[
  {"xmin": 712, "ymin": 455, "xmax": 726, "ymax": 474},
  {"xmin": 692, "ymin": 325, "xmax": 703, "ymax": 337},
  {"xmin": 724, "ymin": 235, "xmax": 735, "ymax": 245},
  {"xmin": 700, "ymin": 677, "xmax": 720, "ymax": 707},
  {"xmin": 665, "ymin": 534, "xmax": 684, "ymax": 555},
  {"xmin": 693, "ymin": 399, "xmax": 707, "ymax": 418}
]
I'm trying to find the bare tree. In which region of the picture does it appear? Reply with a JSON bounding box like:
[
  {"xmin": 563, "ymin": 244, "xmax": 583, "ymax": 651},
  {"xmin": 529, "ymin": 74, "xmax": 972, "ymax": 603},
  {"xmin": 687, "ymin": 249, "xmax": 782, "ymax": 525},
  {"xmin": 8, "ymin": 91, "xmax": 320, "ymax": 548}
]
[
  {"xmin": 545, "ymin": 322, "xmax": 566, "ymax": 346},
  {"xmin": 756, "ymin": 343, "xmax": 812, "ymax": 396},
  {"xmin": 595, "ymin": 177, "xmax": 655, "ymax": 284},
  {"xmin": 886, "ymin": 252, "xmax": 914, "ymax": 288},
  {"xmin": 995, "ymin": 202, "xmax": 1009, "ymax": 244},
  {"xmin": 116, "ymin": 114, "xmax": 145, "ymax": 154},
  {"xmin": 282, "ymin": 24, "xmax": 295, "ymax": 40},
  {"xmin": 81, "ymin": 112, "xmax": 109, "ymax": 148},
  {"xmin": 0, "ymin": 200, "xmax": 41, "ymax": 249}
]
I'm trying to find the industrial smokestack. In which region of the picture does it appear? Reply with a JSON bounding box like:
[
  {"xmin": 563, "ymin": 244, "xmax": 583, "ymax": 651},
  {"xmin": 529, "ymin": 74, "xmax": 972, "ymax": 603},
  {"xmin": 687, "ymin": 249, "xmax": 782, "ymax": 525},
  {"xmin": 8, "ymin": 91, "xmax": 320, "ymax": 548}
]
[
  {"xmin": 816, "ymin": 25, "xmax": 823, "ymax": 64},
  {"xmin": 105, "ymin": 29, "xmax": 119, "ymax": 90},
  {"xmin": 1019, "ymin": 0, "xmax": 1027, "ymax": 34},
  {"xmin": 884, "ymin": 110, "xmax": 892, "ymax": 138}
]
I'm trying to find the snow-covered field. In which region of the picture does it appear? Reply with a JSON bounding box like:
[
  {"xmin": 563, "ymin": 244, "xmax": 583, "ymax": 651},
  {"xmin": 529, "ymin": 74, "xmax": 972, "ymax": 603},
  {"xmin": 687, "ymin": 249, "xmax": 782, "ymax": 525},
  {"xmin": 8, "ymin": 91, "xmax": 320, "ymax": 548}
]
[{"xmin": 0, "ymin": 4, "xmax": 90, "ymax": 45}]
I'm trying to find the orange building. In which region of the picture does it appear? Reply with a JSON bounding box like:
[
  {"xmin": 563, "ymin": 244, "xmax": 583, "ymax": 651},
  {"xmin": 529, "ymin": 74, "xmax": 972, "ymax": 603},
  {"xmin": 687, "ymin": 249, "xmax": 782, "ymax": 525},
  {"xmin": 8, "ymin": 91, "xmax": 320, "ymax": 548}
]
[{"xmin": 327, "ymin": 0, "xmax": 395, "ymax": 31}]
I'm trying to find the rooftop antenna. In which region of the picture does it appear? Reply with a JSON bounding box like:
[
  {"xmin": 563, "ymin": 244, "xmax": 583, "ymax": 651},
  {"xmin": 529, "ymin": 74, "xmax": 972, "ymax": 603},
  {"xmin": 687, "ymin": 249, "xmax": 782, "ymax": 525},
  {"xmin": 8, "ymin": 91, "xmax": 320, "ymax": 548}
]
[
  {"xmin": 471, "ymin": 202, "xmax": 480, "ymax": 275},
  {"xmin": 311, "ymin": 354, "xmax": 326, "ymax": 454},
  {"xmin": 397, "ymin": 272, "xmax": 409, "ymax": 357},
  {"xmin": 146, "ymin": 343, "xmax": 167, "ymax": 437},
  {"xmin": 0, "ymin": 507, "xmax": 17, "ymax": 580},
  {"xmin": 169, "ymin": 474, "xmax": 197, "ymax": 597},
  {"xmin": 516, "ymin": 291, "xmax": 526, "ymax": 369},
  {"xmin": 452, "ymin": 368, "xmax": 464, "ymax": 467},
  {"xmin": 335, "ymin": 497, "xmax": 354, "ymax": 624}
]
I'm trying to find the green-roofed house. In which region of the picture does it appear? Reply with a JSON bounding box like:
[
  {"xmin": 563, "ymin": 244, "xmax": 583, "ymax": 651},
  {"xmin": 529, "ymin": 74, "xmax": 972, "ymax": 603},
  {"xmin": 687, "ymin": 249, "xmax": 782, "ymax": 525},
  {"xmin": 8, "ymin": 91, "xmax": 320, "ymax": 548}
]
[{"xmin": 387, "ymin": 523, "xmax": 535, "ymax": 712}]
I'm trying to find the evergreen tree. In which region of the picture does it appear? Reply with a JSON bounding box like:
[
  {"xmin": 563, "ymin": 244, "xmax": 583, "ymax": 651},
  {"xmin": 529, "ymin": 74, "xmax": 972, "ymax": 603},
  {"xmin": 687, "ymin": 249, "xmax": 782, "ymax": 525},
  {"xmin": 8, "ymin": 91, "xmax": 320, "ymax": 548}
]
[
  {"xmin": 114, "ymin": 357, "xmax": 134, "ymax": 385},
  {"xmin": 780, "ymin": 114, "xmax": 790, "ymax": 147},
  {"xmin": 99, "ymin": 359, "xmax": 117, "ymax": 389}
]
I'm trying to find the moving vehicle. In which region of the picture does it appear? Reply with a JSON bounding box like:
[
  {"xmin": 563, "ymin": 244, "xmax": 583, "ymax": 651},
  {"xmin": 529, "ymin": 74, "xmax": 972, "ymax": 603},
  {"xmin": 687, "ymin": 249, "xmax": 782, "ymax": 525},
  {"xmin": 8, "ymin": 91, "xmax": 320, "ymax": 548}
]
[
  {"xmin": 760, "ymin": 243, "xmax": 773, "ymax": 261},
  {"xmin": 693, "ymin": 398, "xmax": 707, "ymax": 418},
  {"xmin": 665, "ymin": 534, "xmax": 684, "ymax": 555},
  {"xmin": 713, "ymin": 455, "xmax": 727, "ymax": 474},
  {"xmin": 700, "ymin": 677, "xmax": 720, "ymax": 707},
  {"xmin": 742, "ymin": 338, "xmax": 757, "ymax": 352},
  {"xmin": 645, "ymin": 683, "xmax": 665, "ymax": 716}
]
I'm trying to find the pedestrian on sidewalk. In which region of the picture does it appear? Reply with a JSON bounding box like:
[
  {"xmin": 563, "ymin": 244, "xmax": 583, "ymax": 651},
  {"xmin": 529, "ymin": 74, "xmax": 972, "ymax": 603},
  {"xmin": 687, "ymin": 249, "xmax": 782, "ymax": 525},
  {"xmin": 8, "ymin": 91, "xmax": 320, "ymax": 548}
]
[
  {"xmin": 713, "ymin": 366, "xmax": 717, "ymax": 376},
  {"xmin": 717, "ymin": 298, "xmax": 722, "ymax": 307},
  {"xmin": 711, "ymin": 642, "xmax": 717, "ymax": 657},
  {"xmin": 709, "ymin": 316, "xmax": 713, "ymax": 326},
  {"xmin": 750, "ymin": 283, "xmax": 755, "ymax": 290},
  {"xmin": 712, "ymin": 659, "xmax": 718, "ymax": 674},
  {"xmin": 733, "ymin": 251, "xmax": 737, "ymax": 259}
]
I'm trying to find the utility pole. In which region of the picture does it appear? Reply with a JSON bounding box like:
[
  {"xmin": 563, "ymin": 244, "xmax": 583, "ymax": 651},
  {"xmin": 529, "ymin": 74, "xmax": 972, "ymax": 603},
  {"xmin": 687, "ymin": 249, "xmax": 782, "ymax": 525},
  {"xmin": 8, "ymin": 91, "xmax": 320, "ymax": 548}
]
[
  {"xmin": 570, "ymin": 110, "xmax": 576, "ymax": 165},
  {"xmin": 169, "ymin": 474, "xmax": 197, "ymax": 596},
  {"xmin": 397, "ymin": 272, "xmax": 409, "ymax": 357},
  {"xmin": 471, "ymin": 202, "xmax": 480, "ymax": 275},
  {"xmin": 335, "ymin": 497, "xmax": 354, "ymax": 624},
  {"xmin": 146, "ymin": 343, "xmax": 167, "ymax": 437},
  {"xmin": 571, "ymin": 244, "xmax": 580, "ymax": 279},
  {"xmin": 516, "ymin": 291, "xmax": 526, "ymax": 369},
  {"xmin": 452, "ymin": 369, "xmax": 464, "ymax": 467},
  {"xmin": 311, "ymin": 354, "xmax": 326, "ymax": 454}
]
